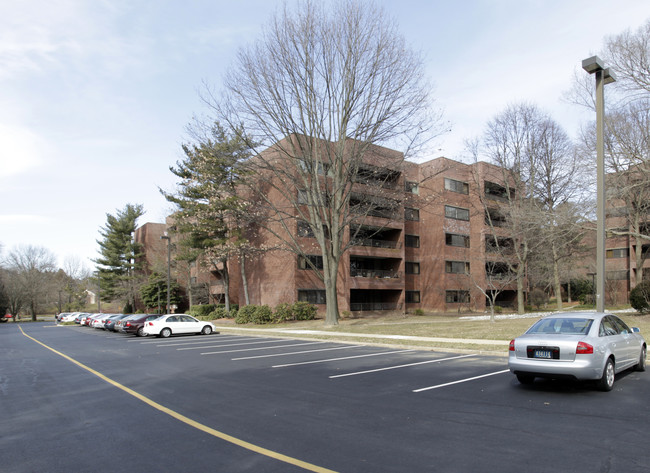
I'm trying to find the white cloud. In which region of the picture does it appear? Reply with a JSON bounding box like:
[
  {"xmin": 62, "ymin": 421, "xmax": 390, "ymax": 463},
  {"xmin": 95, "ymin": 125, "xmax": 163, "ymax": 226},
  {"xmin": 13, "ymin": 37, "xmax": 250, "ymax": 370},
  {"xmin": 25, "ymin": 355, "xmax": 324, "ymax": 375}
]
[{"xmin": 0, "ymin": 124, "xmax": 47, "ymax": 177}]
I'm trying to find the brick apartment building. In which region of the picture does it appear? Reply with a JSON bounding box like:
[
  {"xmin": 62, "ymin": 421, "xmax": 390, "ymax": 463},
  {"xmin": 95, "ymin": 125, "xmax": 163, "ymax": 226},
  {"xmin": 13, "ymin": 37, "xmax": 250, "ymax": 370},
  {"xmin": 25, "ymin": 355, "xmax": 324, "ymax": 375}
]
[{"xmin": 137, "ymin": 137, "xmax": 529, "ymax": 314}]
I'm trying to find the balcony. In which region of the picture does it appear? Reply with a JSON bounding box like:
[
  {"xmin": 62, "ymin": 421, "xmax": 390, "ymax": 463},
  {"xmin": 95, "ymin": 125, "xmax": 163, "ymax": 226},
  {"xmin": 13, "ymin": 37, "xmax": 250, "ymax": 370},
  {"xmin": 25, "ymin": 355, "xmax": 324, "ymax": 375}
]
[{"xmin": 350, "ymin": 268, "xmax": 401, "ymax": 279}]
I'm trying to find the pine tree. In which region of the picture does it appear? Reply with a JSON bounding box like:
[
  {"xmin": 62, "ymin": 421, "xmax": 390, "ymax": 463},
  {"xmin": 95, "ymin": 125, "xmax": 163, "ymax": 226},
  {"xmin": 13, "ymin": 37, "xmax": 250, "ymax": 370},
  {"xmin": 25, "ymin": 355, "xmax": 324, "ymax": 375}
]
[{"xmin": 95, "ymin": 204, "xmax": 145, "ymax": 310}]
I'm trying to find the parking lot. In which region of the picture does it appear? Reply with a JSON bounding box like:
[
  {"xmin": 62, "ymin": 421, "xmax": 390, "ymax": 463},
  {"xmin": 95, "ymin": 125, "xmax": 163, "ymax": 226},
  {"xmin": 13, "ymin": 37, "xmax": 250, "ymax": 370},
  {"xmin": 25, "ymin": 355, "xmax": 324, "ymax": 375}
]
[{"xmin": 2, "ymin": 322, "xmax": 649, "ymax": 472}]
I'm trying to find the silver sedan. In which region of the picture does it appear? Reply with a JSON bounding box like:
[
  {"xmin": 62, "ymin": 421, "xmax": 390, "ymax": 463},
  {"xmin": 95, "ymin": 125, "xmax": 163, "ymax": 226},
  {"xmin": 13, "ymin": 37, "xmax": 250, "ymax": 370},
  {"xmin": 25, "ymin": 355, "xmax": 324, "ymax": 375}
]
[{"xmin": 508, "ymin": 312, "xmax": 646, "ymax": 391}]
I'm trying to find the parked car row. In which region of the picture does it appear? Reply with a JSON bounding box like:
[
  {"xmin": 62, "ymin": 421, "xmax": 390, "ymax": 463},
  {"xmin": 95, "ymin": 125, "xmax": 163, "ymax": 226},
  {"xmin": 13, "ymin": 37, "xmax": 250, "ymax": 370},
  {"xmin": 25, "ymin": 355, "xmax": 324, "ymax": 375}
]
[{"xmin": 57, "ymin": 311, "xmax": 216, "ymax": 338}]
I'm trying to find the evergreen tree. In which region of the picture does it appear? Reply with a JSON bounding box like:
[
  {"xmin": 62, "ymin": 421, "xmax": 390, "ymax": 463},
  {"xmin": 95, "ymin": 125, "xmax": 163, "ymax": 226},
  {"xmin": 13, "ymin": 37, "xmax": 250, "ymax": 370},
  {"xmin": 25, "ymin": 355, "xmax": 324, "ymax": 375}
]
[
  {"xmin": 95, "ymin": 204, "xmax": 145, "ymax": 310},
  {"xmin": 161, "ymin": 122, "xmax": 257, "ymax": 312},
  {"xmin": 140, "ymin": 272, "xmax": 183, "ymax": 313}
]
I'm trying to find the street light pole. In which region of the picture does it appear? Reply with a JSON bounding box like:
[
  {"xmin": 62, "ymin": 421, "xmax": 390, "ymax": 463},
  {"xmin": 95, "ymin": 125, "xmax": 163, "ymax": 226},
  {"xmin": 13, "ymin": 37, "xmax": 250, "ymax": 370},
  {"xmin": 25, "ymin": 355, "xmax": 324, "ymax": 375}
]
[
  {"xmin": 582, "ymin": 56, "xmax": 616, "ymax": 313},
  {"xmin": 160, "ymin": 234, "xmax": 171, "ymax": 314}
]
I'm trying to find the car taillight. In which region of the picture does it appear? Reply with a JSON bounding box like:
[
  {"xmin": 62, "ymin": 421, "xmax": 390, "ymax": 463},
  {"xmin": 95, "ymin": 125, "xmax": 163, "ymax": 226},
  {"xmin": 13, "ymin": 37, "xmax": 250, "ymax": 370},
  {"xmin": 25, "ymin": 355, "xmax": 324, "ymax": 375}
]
[
  {"xmin": 125, "ymin": 322, "xmax": 131, "ymax": 327},
  {"xmin": 147, "ymin": 322, "xmax": 153, "ymax": 326},
  {"xmin": 509, "ymin": 340, "xmax": 515, "ymax": 351},
  {"xmin": 576, "ymin": 341, "xmax": 593, "ymax": 354}
]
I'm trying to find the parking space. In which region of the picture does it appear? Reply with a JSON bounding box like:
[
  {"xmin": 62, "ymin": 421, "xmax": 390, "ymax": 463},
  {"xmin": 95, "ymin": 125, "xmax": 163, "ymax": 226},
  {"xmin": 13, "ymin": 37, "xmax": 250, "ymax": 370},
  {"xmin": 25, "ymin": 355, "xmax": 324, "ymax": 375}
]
[{"xmin": 6, "ymin": 323, "xmax": 650, "ymax": 473}]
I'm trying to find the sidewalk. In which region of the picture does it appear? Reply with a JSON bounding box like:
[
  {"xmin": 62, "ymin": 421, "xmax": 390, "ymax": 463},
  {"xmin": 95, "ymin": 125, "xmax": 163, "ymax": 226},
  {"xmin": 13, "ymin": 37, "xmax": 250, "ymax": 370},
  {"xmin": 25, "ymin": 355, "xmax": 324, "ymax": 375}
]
[{"xmin": 212, "ymin": 325, "xmax": 509, "ymax": 348}]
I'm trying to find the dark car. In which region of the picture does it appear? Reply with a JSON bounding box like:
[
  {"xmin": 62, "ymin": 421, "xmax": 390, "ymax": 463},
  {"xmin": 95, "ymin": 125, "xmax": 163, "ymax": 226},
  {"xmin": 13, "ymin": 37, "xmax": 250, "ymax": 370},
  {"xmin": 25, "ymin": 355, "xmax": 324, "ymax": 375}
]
[
  {"xmin": 119, "ymin": 314, "xmax": 161, "ymax": 337},
  {"xmin": 104, "ymin": 314, "xmax": 130, "ymax": 332}
]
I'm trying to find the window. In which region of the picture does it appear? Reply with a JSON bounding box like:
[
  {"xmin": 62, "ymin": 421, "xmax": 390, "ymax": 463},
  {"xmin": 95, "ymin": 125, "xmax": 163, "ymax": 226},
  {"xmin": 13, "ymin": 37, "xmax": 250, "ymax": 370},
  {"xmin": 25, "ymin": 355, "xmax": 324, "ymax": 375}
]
[
  {"xmin": 405, "ymin": 207, "xmax": 420, "ymax": 221},
  {"xmin": 405, "ymin": 181, "xmax": 419, "ymax": 194},
  {"xmin": 297, "ymin": 221, "xmax": 329, "ymax": 238},
  {"xmin": 445, "ymin": 205, "xmax": 469, "ymax": 221},
  {"xmin": 405, "ymin": 234, "xmax": 420, "ymax": 248},
  {"xmin": 484, "ymin": 181, "xmax": 512, "ymax": 200},
  {"xmin": 298, "ymin": 289, "xmax": 326, "ymax": 304},
  {"xmin": 606, "ymin": 248, "xmax": 629, "ymax": 258},
  {"xmin": 298, "ymin": 255, "xmax": 324, "ymax": 270},
  {"xmin": 406, "ymin": 291, "xmax": 421, "ymax": 303},
  {"xmin": 446, "ymin": 261, "xmax": 469, "ymax": 274},
  {"xmin": 485, "ymin": 236, "xmax": 514, "ymax": 253},
  {"xmin": 485, "ymin": 208, "xmax": 507, "ymax": 227},
  {"xmin": 599, "ymin": 316, "xmax": 621, "ymax": 337},
  {"xmin": 405, "ymin": 262, "xmax": 420, "ymax": 275},
  {"xmin": 446, "ymin": 290, "xmax": 470, "ymax": 303},
  {"xmin": 446, "ymin": 233, "xmax": 469, "ymax": 248},
  {"xmin": 444, "ymin": 178, "xmax": 469, "ymax": 194}
]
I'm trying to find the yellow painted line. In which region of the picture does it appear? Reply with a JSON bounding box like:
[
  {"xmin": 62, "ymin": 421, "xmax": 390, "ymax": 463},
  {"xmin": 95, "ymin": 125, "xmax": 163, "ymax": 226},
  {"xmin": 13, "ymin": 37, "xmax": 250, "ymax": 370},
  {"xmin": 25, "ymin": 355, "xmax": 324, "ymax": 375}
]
[{"xmin": 19, "ymin": 325, "xmax": 338, "ymax": 473}]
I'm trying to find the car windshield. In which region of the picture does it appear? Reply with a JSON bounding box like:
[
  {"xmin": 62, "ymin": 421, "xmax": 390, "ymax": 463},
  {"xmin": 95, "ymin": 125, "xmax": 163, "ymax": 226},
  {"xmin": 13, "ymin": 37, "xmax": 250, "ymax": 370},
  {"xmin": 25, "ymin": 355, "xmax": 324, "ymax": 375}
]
[{"xmin": 526, "ymin": 318, "xmax": 593, "ymax": 335}]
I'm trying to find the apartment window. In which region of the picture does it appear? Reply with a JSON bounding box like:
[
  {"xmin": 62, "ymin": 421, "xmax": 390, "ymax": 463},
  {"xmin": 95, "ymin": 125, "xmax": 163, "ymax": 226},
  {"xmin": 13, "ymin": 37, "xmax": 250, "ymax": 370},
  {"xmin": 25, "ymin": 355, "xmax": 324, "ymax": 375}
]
[
  {"xmin": 446, "ymin": 261, "xmax": 469, "ymax": 274},
  {"xmin": 406, "ymin": 291, "xmax": 421, "ymax": 303},
  {"xmin": 485, "ymin": 208, "xmax": 507, "ymax": 227},
  {"xmin": 297, "ymin": 221, "xmax": 329, "ymax": 238},
  {"xmin": 484, "ymin": 181, "xmax": 512, "ymax": 200},
  {"xmin": 405, "ymin": 234, "xmax": 420, "ymax": 248},
  {"xmin": 445, "ymin": 205, "xmax": 469, "ymax": 221},
  {"xmin": 405, "ymin": 180, "xmax": 419, "ymax": 194},
  {"xmin": 485, "ymin": 236, "xmax": 514, "ymax": 253},
  {"xmin": 446, "ymin": 290, "xmax": 470, "ymax": 303},
  {"xmin": 444, "ymin": 178, "xmax": 469, "ymax": 195},
  {"xmin": 298, "ymin": 289, "xmax": 326, "ymax": 304},
  {"xmin": 298, "ymin": 255, "xmax": 324, "ymax": 270},
  {"xmin": 606, "ymin": 248, "xmax": 629, "ymax": 259},
  {"xmin": 405, "ymin": 262, "xmax": 420, "ymax": 275},
  {"xmin": 405, "ymin": 207, "xmax": 420, "ymax": 221},
  {"xmin": 446, "ymin": 233, "xmax": 469, "ymax": 248}
]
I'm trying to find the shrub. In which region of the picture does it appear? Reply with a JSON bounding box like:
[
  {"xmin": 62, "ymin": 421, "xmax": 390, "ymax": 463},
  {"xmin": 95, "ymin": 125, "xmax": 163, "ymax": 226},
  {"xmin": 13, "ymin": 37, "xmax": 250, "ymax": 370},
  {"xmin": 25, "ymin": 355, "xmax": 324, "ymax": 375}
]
[
  {"xmin": 256, "ymin": 305, "xmax": 274, "ymax": 324},
  {"xmin": 413, "ymin": 308, "xmax": 424, "ymax": 316},
  {"xmin": 210, "ymin": 307, "xmax": 231, "ymax": 319},
  {"xmin": 273, "ymin": 303, "xmax": 294, "ymax": 323},
  {"xmin": 292, "ymin": 301, "xmax": 317, "ymax": 321},
  {"xmin": 188, "ymin": 304, "xmax": 217, "ymax": 318},
  {"xmin": 529, "ymin": 288, "xmax": 548, "ymax": 309},
  {"xmin": 630, "ymin": 281, "xmax": 650, "ymax": 313},
  {"xmin": 235, "ymin": 305, "xmax": 258, "ymax": 324}
]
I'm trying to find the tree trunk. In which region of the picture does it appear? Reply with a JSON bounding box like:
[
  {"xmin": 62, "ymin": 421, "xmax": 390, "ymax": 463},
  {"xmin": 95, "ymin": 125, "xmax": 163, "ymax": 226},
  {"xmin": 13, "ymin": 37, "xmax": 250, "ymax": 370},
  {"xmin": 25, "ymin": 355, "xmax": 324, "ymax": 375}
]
[
  {"xmin": 323, "ymin": 256, "xmax": 340, "ymax": 326},
  {"xmin": 240, "ymin": 255, "xmax": 250, "ymax": 306},
  {"xmin": 552, "ymin": 243, "xmax": 563, "ymax": 311},
  {"xmin": 516, "ymin": 268, "xmax": 526, "ymax": 315}
]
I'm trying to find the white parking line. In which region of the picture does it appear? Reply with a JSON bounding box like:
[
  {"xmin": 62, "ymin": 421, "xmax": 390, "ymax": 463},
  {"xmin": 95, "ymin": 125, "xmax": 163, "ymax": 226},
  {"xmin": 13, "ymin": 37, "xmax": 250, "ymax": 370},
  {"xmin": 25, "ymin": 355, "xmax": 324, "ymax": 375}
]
[
  {"xmin": 140, "ymin": 336, "xmax": 249, "ymax": 346},
  {"xmin": 232, "ymin": 345, "xmax": 363, "ymax": 361},
  {"xmin": 177, "ymin": 339, "xmax": 293, "ymax": 351},
  {"xmin": 201, "ymin": 341, "xmax": 325, "ymax": 355},
  {"xmin": 413, "ymin": 369, "xmax": 510, "ymax": 392},
  {"xmin": 272, "ymin": 349, "xmax": 416, "ymax": 368},
  {"xmin": 329, "ymin": 354, "xmax": 476, "ymax": 378}
]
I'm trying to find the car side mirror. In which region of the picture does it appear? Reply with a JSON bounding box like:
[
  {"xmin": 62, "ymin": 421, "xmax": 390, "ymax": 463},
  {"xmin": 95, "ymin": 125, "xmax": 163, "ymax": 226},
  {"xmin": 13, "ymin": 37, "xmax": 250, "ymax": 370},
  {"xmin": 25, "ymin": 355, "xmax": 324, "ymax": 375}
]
[{"xmin": 631, "ymin": 327, "xmax": 641, "ymax": 333}]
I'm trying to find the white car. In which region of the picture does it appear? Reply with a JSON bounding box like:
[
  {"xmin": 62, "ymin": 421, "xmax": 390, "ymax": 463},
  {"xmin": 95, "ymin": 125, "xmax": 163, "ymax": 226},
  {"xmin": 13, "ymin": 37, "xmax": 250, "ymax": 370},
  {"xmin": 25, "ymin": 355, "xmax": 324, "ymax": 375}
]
[
  {"xmin": 142, "ymin": 314, "xmax": 216, "ymax": 338},
  {"xmin": 509, "ymin": 312, "xmax": 646, "ymax": 391},
  {"xmin": 59, "ymin": 312, "xmax": 81, "ymax": 323}
]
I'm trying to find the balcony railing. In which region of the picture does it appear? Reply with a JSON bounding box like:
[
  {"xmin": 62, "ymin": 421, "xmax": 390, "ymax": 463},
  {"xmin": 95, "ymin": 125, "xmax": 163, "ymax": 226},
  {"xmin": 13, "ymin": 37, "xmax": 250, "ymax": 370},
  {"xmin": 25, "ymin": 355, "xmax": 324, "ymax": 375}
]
[
  {"xmin": 350, "ymin": 238, "xmax": 398, "ymax": 249},
  {"xmin": 350, "ymin": 302, "xmax": 399, "ymax": 311},
  {"xmin": 350, "ymin": 268, "xmax": 400, "ymax": 279}
]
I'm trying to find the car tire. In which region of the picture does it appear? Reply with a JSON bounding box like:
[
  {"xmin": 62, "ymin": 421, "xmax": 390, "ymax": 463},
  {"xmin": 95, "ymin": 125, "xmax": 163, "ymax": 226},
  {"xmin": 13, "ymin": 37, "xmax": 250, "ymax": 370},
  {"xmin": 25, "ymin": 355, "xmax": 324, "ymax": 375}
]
[
  {"xmin": 136, "ymin": 327, "xmax": 145, "ymax": 337},
  {"xmin": 516, "ymin": 374, "xmax": 535, "ymax": 385},
  {"xmin": 597, "ymin": 358, "xmax": 615, "ymax": 392},
  {"xmin": 201, "ymin": 326, "xmax": 212, "ymax": 335},
  {"xmin": 635, "ymin": 346, "xmax": 647, "ymax": 372},
  {"xmin": 160, "ymin": 327, "xmax": 172, "ymax": 338}
]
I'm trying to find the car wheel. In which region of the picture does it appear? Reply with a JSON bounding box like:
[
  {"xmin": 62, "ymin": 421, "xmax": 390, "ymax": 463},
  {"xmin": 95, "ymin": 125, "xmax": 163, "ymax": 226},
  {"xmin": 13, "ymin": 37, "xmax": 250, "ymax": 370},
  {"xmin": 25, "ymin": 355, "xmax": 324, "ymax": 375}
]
[
  {"xmin": 201, "ymin": 325, "xmax": 213, "ymax": 335},
  {"xmin": 160, "ymin": 327, "xmax": 172, "ymax": 338},
  {"xmin": 597, "ymin": 358, "xmax": 615, "ymax": 392},
  {"xmin": 516, "ymin": 374, "xmax": 535, "ymax": 385},
  {"xmin": 136, "ymin": 327, "xmax": 146, "ymax": 337},
  {"xmin": 635, "ymin": 345, "xmax": 647, "ymax": 372}
]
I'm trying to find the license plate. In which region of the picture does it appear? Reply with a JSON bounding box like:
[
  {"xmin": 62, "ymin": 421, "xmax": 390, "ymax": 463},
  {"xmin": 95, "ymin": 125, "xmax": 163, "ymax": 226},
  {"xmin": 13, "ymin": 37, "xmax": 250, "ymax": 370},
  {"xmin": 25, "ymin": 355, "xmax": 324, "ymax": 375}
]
[{"xmin": 534, "ymin": 350, "xmax": 553, "ymax": 359}]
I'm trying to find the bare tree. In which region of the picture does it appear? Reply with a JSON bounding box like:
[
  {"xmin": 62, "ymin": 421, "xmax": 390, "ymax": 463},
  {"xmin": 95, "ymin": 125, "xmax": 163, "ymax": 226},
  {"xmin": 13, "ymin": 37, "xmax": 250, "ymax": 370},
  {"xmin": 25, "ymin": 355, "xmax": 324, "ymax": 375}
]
[
  {"xmin": 471, "ymin": 103, "xmax": 551, "ymax": 314},
  {"xmin": 603, "ymin": 19, "xmax": 650, "ymax": 100},
  {"xmin": 207, "ymin": 0, "xmax": 445, "ymax": 325},
  {"xmin": 5, "ymin": 245, "xmax": 57, "ymax": 320}
]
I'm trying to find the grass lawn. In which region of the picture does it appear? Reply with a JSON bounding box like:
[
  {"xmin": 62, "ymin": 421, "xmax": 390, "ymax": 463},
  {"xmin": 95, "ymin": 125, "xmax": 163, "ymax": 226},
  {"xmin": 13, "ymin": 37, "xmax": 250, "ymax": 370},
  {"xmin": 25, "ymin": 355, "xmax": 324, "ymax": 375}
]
[{"xmin": 213, "ymin": 309, "xmax": 650, "ymax": 353}]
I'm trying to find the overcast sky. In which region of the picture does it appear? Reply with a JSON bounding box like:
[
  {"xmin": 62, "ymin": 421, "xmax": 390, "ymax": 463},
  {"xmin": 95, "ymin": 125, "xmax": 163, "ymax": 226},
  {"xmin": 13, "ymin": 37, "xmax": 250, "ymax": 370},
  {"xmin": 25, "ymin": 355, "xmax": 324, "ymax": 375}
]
[{"xmin": 1, "ymin": 0, "xmax": 648, "ymax": 270}]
